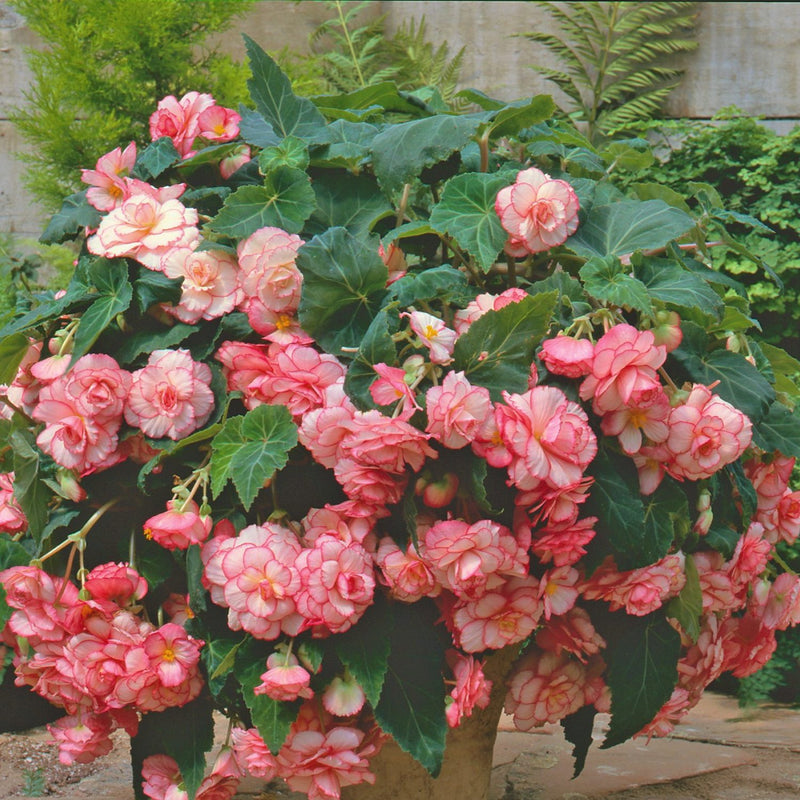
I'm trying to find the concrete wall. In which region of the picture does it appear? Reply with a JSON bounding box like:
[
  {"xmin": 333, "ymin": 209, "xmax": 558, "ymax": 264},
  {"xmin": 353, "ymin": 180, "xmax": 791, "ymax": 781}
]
[{"xmin": 2, "ymin": 1, "xmax": 799, "ymax": 237}]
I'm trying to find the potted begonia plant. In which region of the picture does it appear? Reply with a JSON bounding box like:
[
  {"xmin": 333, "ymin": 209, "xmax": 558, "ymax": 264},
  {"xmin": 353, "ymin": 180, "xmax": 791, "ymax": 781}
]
[{"xmin": 2, "ymin": 36, "xmax": 800, "ymax": 800}]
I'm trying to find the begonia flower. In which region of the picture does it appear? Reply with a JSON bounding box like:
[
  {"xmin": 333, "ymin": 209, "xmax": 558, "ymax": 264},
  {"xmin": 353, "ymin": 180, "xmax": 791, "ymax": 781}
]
[{"xmin": 495, "ymin": 167, "xmax": 579, "ymax": 255}]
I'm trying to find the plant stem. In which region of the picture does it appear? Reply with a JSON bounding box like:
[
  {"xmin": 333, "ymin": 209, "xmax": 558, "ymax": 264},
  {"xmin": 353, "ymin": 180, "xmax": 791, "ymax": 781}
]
[{"xmin": 336, "ymin": 0, "xmax": 366, "ymax": 88}]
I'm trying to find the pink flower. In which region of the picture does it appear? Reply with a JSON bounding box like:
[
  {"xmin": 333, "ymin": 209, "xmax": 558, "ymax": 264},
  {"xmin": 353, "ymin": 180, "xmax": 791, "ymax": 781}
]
[
  {"xmin": 203, "ymin": 523, "xmax": 303, "ymax": 641},
  {"xmin": 125, "ymin": 349, "xmax": 214, "ymax": 440},
  {"xmin": 298, "ymin": 384, "xmax": 358, "ymax": 468},
  {"xmin": 404, "ymin": 310, "xmax": 457, "ymax": 364},
  {"xmin": 144, "ymin": 499, "xmax": 212, "ymax": 550},
  {"xmin": 495, "ymin": 167, "xmax": 579, "ymax": 255},
  {"xmin": 370, "ymin": 362, "xmax": 420, "ymax": 418},
  {"xmin": 535, "ymin": 606, "xmax": 606, "ymax": 663},
  {"xmin": 81, "ymin": 142, "xmax": 136, "ymax": 212},
  {"xmin": 231, "ymin": 727, "xmax": 279, "ymax": 779},
  {"xmin": 425, "ymin": 371, "xmax": 492, "ymax": 449},
  {"xmin": 87, "ymin": 181, "xmax": 199, "ymax": 271},
  {"xmin": 237, "ymin": 226, "xmax": 304, "ymax": 337},
  {"xmin": 246, "ymin": 342, "xmax": 346, "ymax": 419},
  {"xmin": 581, "ymin": 553, "xmax": 687, "ymax": 616},
  {"xmin": 424, "ymin": 519, "xmax": 528, "ymax": 599},
  {"xmin": 600, "ymin": 384, "xmax": 671, "ymax": 454},
  {"xmin": 149, "ymin": 91, "xmax": 215, "ymax": 157},
  {"xmin": 665, "ymin": 384, "xmax": 752, "ymax": 480},
  {"xmin": 296, "ymin": 534, "xmax": 375, "ymax": 635},
  {"xmin": 375, "ymin": 537, "xmax": 440, "ymax": 602},
  {"xmin": 276, "ymin": 726, "xmax": 376, "ymax": 799},
  {"xmin": 143, "ymin": 623, "xmax": 201, "ymax": 687},
  {"xmin": 161, "ymin": 246, "xmax": 242, "ymax": 323},
  {"xmin": 505, "ymin": 649, "xmax": 588, "ymax": 730},
  {"xmin": 0, "ymin": 472, "xmax": 27, "ymax": 534},
  {"xmin": 539, "ymin": 335, "xmax": 594, "ymax": 378},
  {"xmin": 445, "ymin": 651, "xmax": 492, "ymax": 728},
  {"xmin": 141, "ymin": 754, "xmax": 184, "ymax": 800},
  {"xmin": 256, "ymin": 651, "xmax": 313, "ymax": 701},
  {"xmin": 84, "ymin": 562, "xmax": 147, "ymax": 606},
  {"xmin": 197, "ymin": 104, "xmax": 241, "ymax": 142},
  {"xmin": 538, "ymin": 566, "xmax": 580, "ymax": 620},
  {"xmin": 340, "ymin": 410, "xmax": 436, "ymax": 474},
  {"xmin": 579, "ymin": 324, "xmax": 666, "ymax": 415},
  {"xmin": 33, "ymin": 388, "xmax": 117, "ymax": 474},
  {"xmin": 497, "ymin": 386, "xmax": 597, "ymax": 491},
  {"xmin": 530, "ymin": 516, "xmax": 597, "ymax": 567},
  {"xmin": 452, "ymin": 575, "xmax": 542, "ymax": 652},
  {"xmin": 48, "ymin": 712, "xmax": 114, "ymax": 765},
  {"xmin": 720, "ymin": 613, "xmax": 777, "ymax": 678}
]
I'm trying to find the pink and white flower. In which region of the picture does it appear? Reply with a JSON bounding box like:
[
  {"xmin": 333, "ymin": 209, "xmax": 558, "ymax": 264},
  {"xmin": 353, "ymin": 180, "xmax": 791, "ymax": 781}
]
[
  {"xmin": 425, "ymin": 371, "xmax": 492, "ymax": 449},
  {"xmin": 125, "ymin": 349, "xmax": 214, "ymax": 440},
  {"xmin": 161, "ymin": 246, "xmax": 242, "ymax": 323},
  {"xmin": 87, "ymin": 180, "xmax": 199, "ymax": 271},
  {"xmin": 495, "ymin": 167, "xmax": 579, "ymax": 255}
]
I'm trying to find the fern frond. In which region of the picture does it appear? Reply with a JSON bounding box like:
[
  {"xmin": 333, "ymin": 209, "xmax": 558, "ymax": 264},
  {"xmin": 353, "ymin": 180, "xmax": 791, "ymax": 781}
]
[
  {"xmin": 519, "ymin": 33, "xmax": 595, "ymax": 83},
  {"xmin": 522, "ymin": 1, "xmax": 698, "ymax": 142},
  {"xmin": 528, "ymin": 66, "xmax": 587, "ymax": 108},
  {"xmin": 534, "ymin": 2, "xmax": 605, "ymax": 55}
]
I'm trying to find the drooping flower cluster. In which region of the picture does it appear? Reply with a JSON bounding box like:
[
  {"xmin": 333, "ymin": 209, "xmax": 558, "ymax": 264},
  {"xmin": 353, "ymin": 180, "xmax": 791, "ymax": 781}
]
[{"xmin": 0, "ymin": 562, "xmax": 203, "ymax": 765}]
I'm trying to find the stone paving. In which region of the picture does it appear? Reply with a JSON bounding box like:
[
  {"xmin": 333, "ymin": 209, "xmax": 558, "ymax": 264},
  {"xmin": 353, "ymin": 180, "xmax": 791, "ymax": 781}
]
[{"xmin": 5, "ymin": 692, "xmax": 800, "ymax": 799}]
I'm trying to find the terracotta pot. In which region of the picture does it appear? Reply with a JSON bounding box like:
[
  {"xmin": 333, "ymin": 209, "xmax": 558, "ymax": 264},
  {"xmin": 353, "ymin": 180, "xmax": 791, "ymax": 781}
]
[{"xmin": 342, "ymin": 645, "xmax": 519, "ymax": 800}]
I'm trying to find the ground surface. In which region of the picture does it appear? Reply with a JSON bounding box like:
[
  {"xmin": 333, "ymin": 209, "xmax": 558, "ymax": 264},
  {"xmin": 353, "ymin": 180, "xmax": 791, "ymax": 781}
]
[{"xmin": 1, "ymin": 693, "xmax": 800, "ymax": 799}]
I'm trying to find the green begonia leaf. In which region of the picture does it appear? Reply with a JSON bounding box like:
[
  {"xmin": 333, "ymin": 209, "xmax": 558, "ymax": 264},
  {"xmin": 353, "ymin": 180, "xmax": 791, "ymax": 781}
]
[
  {"xmin": 671, "ymin": 336, "xmax": 775, "ymax": 423},
  {"xmin": 752, "ymin": 401, "xmax": 800, "ymax": 458},
  {"xmin": 561, "ymin": 704, "xmax": 597, "ymax": 778},
  {"xmin": 334, "ymin": 596, "xmax": 393, "ymax": 708},
  {"xmin": 641, "ymin": 478, "xmax": 689, "ymax": 567},
  {"xmin": 584, "ymin": 445, "xmax": 646, "ymax": 571},
  {"xmin": 386, "ymin": 265, "xmax": 473, "ymax": 308},
  {"xmin": 665, "ymin": 554, "xmax": 703, "ymax": 642},
  {"xmin": 453, "ymin": 292, "xmax": 557, "ymax": 401},
  {"xmin": 484, "ymin": 95, "xmax": 556, "ymax": 139},
  {"xmin": 296, "ymin": 227, "xmax": 388, "ymax": 355},
  {"xmin": 601, "ymin": 612, "xmax": 681, "ymax": 749},
  {"xmin": 115, "ymin": 323, "xmax": 200, "ymax": 366},
  {"xmin": 308, "ymin": 119, "xmax": 380, "ymax": 170},
  {"xmin": 374, "ymin": 600, "xmax": 447, "ymax": 776},
  {"xmin": 258, "ymin": 136, "xmax": 309, "ymax": 174},
  {"xmin": 210, "ymin": 405, "xmax": 298, "ymax": 510},
  {"xmin": 244, "ymin": 35, "xmax": 326, "ymax": 139},
  {"xmin": 11, "ymin": 429, "xmax": 51, "ymax": 544},
  {"xmin": 40, "ymin": 190, "xmax": 102, "ymax": 244},
  {"xmin": 343, "ymin": 306, "xmax": 400, "ymax": 411},
  {"xmin": 133, "ymin": 137, "xmax": 180, "ymax": 181},
  {"xmin": 207, "ymin": 167, "xmax": 315, "ymax": 238},
  {"xmin": 133, "ymin": 698, "xmax": 215, "ymax": 800},
  {"xmin": 566, "ymin": 199, "xmax": 694, "ymax": 259},
  {"xmin": 237, "ymin": 107, "xmax": 281, "ymax": 148},
  {"xmin": 0, "ymin": 333, "xmax": 31, "ymax": 385},
  {"xmin": 133, "ymin": 267, "xmax": 183, "ymax": 313},
  {"xmin": 371, "ymin": 114, "xmax": 486, "ymax": 195},
  {"xmin": 635, "ymin": 257, "xmax": 724, "ymax": 319},
  {"xmin": 579, "ymin": 256, "xmax": 653, "ymax": 314},
  {"xmin": 307, "ymin": 171, "xmax": 393, "ymax": 239},
  {"xmin": 71, "ymin": 259, "xmax": 133, "ymax": 362},
  {"xmin": 312, "ymin": 82, "xmax": 427, "ymax": 120},
  {"xmin": 429, "ymin": 173, "xmax": 509, "ymax": 272}
]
